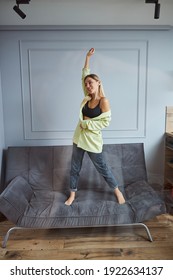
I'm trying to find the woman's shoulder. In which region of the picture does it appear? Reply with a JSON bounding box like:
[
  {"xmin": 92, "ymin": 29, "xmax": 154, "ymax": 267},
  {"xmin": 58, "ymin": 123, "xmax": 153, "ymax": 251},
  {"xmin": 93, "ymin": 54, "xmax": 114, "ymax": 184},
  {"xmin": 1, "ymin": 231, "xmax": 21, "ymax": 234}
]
[
  {"xmin": 100, "ymin": 97, "xmax": 110, "ymax": 112},
  {"xmin": 100, "ymin": 97, "xmax": 109, "ymax": 105}
]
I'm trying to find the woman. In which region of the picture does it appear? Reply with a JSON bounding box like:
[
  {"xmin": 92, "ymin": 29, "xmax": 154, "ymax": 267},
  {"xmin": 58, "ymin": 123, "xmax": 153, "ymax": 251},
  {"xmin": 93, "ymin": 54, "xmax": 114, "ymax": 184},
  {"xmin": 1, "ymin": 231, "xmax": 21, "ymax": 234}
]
[{"xmin": 65, "ymin": 48, "xmax": 125, "ymax": 206}]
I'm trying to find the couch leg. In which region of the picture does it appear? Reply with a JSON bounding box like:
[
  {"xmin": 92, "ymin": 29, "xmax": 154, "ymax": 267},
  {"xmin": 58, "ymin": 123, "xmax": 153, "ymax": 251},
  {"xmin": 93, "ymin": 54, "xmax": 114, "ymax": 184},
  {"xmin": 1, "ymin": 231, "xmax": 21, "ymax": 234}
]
[
  {"xmin": 2, "ymin": 226, "xmax": 23, "ymax": 248},
  {"xmin": 114, "ymin": 223, "xmax": 153, "ymax": 242},
  {"xmin": 1, "ymin": 223, "xmax": 153, "ymax": 248},
  {"xmin": 134, "ymin": 223, "xmax": 153, "ymax": 242}
]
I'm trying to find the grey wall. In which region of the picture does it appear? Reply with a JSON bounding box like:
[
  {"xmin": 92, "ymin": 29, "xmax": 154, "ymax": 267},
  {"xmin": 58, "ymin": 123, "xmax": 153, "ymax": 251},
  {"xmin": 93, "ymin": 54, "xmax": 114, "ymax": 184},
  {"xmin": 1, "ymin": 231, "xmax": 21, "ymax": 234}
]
[
  {"xmin": 0, "ymin": 27, "xmax": 173, "ymax": 185},
  {"xmin": 0, "ymin": 71, "xmax": 5, "ymax": 188},
  {"xmin": 0, "ymin": 0, "xmax": 173, "ymax": 187}
]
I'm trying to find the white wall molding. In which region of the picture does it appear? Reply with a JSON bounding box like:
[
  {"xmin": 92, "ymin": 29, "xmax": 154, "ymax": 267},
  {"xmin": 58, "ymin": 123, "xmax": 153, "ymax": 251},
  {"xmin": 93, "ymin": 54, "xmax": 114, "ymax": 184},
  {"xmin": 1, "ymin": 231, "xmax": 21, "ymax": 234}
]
[{"xmin": 19, "ymin": 36, "xmax": 147, "ymax": 140}]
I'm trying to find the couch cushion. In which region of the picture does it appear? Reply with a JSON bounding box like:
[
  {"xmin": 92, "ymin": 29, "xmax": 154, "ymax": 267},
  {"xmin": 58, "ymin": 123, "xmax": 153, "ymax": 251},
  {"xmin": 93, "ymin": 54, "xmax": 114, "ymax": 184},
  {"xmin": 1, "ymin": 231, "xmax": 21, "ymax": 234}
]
[
  {"xmin": 5, "ymin": 144, "xmax": 147, "ymax": 192},
  {"xmin": 0, "ymin": 176, "xmax": 33, "ymax": 224}
]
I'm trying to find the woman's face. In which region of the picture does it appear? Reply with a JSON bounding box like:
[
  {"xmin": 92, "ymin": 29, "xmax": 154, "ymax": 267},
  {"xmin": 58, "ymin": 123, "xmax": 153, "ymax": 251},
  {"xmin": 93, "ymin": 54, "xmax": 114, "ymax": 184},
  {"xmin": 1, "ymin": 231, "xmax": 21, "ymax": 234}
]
[{"xmin": 84, "ymin": 77, "xmax": 100, "ymax": 96}]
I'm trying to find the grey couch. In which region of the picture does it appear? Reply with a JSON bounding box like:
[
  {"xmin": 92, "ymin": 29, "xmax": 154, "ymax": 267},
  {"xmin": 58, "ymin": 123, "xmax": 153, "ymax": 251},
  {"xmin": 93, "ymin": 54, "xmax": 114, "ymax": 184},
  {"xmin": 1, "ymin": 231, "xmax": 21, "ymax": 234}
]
[{"xmin": 0, "ymin": 143, "xmax": 166, "ymax": 247}]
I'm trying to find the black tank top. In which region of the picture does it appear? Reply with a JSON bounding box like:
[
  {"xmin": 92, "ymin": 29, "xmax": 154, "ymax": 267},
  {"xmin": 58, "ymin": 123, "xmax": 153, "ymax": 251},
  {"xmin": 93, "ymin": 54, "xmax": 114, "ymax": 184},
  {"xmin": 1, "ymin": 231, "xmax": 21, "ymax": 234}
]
[{"xmin": 82, "ymin": 101, "xmax": 102, "ymax": 118}]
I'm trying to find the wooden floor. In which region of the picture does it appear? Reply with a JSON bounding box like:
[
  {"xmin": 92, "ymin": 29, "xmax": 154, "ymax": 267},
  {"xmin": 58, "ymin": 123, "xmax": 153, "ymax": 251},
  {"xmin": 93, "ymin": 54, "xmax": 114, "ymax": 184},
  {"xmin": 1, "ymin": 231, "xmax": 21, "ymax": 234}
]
[{"xmin": 0, "ymin": 214, "xmax": 173, "ymax": 260}]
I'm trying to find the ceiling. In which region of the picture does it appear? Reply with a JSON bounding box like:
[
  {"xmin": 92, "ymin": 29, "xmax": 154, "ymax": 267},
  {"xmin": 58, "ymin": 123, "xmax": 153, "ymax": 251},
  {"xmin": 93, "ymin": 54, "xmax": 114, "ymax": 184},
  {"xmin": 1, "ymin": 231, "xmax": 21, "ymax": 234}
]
[{"xmin": 0, "ymin": 0, "xmax": 172, "ymax": 27}]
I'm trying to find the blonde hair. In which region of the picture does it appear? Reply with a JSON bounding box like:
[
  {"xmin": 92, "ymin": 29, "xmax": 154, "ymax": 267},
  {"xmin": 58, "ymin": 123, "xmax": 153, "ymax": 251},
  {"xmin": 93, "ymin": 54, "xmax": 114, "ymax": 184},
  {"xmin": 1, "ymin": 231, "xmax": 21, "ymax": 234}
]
[{"xmin": 84, "ymin": 74, "xmax": 105, "ymax": 98}]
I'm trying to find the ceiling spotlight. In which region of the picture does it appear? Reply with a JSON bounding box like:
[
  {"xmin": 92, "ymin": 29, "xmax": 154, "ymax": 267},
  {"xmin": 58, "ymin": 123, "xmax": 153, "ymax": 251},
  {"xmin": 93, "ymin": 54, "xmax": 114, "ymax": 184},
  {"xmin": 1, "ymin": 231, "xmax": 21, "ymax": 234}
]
[
  {"xmin": 145, "ymin": 0, "xmax": 157, "ymax": 3},
  {"xmin": 16, "ymin": 0, "xmax": 30, "ymax": 4},
  {"xmin": 13, "ymin": 5, "xmax": 26, "ymax": 19},
  {"xmin": 145, "ymin": 0, "xmax": 161, "ymax": 19},
  {"xmin": 154, "ymin": 3, "xmax": 160, "ymax": 19},
  {"xmin": 13, "ymin": 0, "xmax": 31, "ymax": 19}
]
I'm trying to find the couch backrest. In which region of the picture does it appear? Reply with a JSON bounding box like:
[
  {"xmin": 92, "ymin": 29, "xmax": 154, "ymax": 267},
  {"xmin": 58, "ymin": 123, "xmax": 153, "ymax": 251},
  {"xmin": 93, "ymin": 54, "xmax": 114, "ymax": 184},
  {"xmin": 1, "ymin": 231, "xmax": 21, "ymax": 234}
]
[{"xmin": 4, "ymin": 143, "xmax": 147, "ymax": 192}]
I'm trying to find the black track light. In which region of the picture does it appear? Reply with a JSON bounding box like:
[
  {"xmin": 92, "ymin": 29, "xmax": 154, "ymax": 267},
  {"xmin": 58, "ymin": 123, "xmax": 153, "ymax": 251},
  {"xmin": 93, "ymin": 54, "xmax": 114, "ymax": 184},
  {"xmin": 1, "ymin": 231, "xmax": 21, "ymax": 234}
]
[
  {"xmin": 13, "ymin": 5, "xmax": 26, "ymax": 19},
  {"xmin": 154, "ymin": 3, "xmax": 160, "ymax": 19},
  {"xmin": 145, "ymin": 0, "xmax": 158, "ymax": 3},
  {"xmin": 16, "ymin": 1, "xmax": 30, "ymax": 4},
  {"xmin": 145, "ymin": 0, "xmax": 161, "ymax": 19},
  {"xmin": 13, "ymin": 0, "xmax": 31, "ymax": 19}
]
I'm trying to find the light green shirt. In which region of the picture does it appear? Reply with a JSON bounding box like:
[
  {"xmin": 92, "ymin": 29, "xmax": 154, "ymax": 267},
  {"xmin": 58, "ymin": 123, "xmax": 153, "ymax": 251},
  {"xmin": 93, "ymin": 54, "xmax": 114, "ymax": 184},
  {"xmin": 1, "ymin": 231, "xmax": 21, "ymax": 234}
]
[{"xmin": 73, "ymin": 68, "xmax": 111, "ymax": 153}]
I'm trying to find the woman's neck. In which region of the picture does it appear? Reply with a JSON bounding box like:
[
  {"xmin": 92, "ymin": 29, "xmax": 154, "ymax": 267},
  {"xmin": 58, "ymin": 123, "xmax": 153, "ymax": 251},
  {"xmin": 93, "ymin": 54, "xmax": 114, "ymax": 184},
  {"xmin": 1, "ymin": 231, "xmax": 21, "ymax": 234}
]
[{"xmin": 89, "ymin": 94, "xmax": 100, "ymax": 101}]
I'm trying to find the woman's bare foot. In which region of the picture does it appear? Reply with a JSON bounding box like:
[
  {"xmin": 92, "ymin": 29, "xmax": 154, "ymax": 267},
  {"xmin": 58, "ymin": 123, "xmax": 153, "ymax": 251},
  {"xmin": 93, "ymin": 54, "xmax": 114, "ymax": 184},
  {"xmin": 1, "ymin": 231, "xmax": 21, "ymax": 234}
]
[
  {"xmin": 114, "ymin": 187, "xmax": 125, "ymax": 204},
  {"xmin": 65, "ymin": 191, "xmax": 76, "ymax": 206}
]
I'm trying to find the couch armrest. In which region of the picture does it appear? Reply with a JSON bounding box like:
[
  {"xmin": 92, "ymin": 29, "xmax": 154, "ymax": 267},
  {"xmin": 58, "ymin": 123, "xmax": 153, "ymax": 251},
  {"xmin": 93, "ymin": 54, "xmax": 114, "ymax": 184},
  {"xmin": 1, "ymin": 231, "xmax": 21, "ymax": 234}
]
[{"xmin": 0, "ymin": 176, "xmax": 33, "ymax": 224}]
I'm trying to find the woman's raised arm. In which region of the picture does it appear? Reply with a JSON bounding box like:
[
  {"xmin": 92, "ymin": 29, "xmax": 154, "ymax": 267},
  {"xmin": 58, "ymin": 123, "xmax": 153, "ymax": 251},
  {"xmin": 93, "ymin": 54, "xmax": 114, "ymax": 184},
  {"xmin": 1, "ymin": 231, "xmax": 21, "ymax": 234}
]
[
  {"xmin": 82, "ymin": 48, "xmax": 95, "ymax": 96},
  {"xmin": 84, "ymin": 48, "xmax": 95, "ymax": 69}
]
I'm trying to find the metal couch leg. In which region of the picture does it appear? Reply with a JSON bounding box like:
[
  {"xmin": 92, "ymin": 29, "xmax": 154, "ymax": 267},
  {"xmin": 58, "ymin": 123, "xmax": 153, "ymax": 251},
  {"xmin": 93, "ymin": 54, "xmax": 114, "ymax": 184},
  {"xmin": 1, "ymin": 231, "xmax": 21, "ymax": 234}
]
[
  {"xmin": 2, "ymin": 227, "xmax": 23, "ymax": 248},
  {"xmin": 139, "ymin": 223, "xmax": 153, "ymax": 242},
  {"xmin": 2, "ymin": 222, "xmax": 153, "ymax": 248},
  {"xmin": 115, "ymin": 223, "xmax": 153, "ymax": 242}
]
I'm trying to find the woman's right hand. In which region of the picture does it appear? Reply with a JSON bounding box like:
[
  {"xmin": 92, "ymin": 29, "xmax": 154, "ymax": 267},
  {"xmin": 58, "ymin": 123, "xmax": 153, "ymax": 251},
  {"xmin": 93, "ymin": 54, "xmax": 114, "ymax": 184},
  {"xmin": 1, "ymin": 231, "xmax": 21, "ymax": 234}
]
[{"xmin": 87, "ymin": 48, "xmax": 95, "ymax": 57}]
